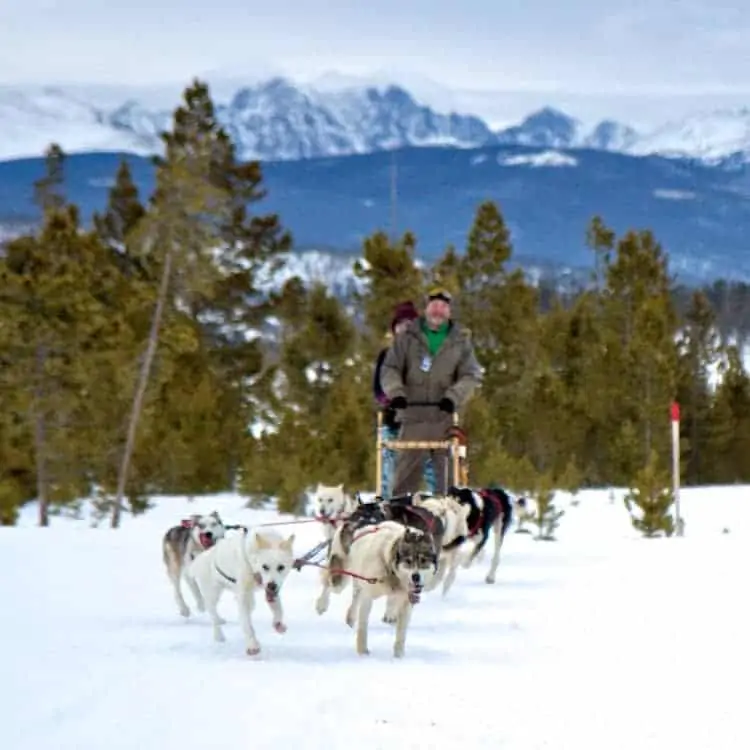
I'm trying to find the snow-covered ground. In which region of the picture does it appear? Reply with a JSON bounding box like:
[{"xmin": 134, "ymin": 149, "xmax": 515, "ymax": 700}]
[{"xmin": 2, "ymin": 486, "xmax": 748, "ymax": 749}]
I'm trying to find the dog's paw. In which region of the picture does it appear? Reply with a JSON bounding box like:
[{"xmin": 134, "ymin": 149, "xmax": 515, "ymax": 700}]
[
  {"xmin": 393, "ymin": 647, "xmax": 405, "ymax": 659},
  {"xmin": 315, "ymin": 597, "xmax": 328, "ymax": 615},
  {"xmin": 195, "ymin": 601, "xmax": 206, "ymax": 613},
  {"xmin": 213, "ymin": 628, "xmax": 226, "ymax": 643},
  {"xmin": 179, "ymin": 605, "xmax": 191, "ymax": 617},
  {"xmin": 485, "ymin": 574, "xmax": 496, "ymax": 584},
  {"xmin": 273, "ymin": 621, "xmax": 287, "ymax": 634},
  {"xmin": 382, "ymin": 614, "xmax": 397, "ymax": 626},
  {"xmin": 356, "ymin": 647, "xmax": 370, "ymax": 656},
  {"xmin": 246, "ymin": 645, "xmax": 261, "ymax": 656}
]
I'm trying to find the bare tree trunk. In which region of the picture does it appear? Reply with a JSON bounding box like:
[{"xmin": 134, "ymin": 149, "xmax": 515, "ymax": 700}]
[
  {"xmin": 33, "ymin": 408, "xmax": 49, "ymax": 527},
  {"xmin": 643, "ymin": 364, "xmax": 653, "ymax": 460},
  {"xmin": 33, "ymin": 346, "xmax": 49, "ymax": 527},
  {"xmin": 111, "ymin": 245, "xmax": 173, "ymax": 528}
]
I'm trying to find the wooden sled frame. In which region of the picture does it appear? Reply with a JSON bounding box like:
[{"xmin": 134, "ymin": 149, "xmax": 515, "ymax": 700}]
[{"xmin": 374, "ymin": 408, "xmax": 469, "ymax": 497}]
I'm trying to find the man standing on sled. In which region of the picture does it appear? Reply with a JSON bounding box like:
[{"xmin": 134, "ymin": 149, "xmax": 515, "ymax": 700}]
[{"xmin": 380, "ymin": 287, "xmax": 483, "ymax": 495}]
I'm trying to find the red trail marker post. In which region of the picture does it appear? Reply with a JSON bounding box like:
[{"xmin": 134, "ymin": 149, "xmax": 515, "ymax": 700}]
[{"xmin": 670, "ymin": 401, "xmax": 683, "ymax": 536}]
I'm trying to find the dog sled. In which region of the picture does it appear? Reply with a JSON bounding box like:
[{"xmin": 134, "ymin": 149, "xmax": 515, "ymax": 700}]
[{"xmin": 375, "ymin": 401, "xmax": 470, "ymax": 496}]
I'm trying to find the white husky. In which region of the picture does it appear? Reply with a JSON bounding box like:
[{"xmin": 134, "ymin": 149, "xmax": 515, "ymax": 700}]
[
  {"xmin": 412, "ymin": 493, "xmax": 471, "ymax": 596},
  {"xmin": 185, "ymin": 528, "xmax": 296, "ymax": 656},
  {"xmin": 311, "ymin": 483, "xmax": 357, "ymax": 540}
]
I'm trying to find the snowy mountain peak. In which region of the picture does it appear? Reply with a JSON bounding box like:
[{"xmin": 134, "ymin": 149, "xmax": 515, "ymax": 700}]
[
  {"xmin": 496, "ymin": 107, "xmax": 641, "ymax": 153},
  {"xmin": 497, "ymin": 107, "xmax": 582, "ymax": 148},
  {"xmin": 584, "ymin": 119, "xmax": 640, "ymax": 151},
  {"xmin": 1, "ymin": 79, "xmax": 750, "ymax": 165},
  {"xmin": 629, "ymin": 107, "xmax": 750, "ymax": 162}
]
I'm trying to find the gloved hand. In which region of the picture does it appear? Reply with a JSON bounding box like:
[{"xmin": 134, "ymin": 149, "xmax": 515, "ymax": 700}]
[
  {"xmin": 438, "ymin": 396, "xmax": 455, "ymax": 414},
  {"xmin": 390, "ymin": 396, "xmax": 407, "ymax": 410}
]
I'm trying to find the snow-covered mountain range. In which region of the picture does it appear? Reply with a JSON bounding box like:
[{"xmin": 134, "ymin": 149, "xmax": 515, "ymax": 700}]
[{"xmin": 1, "ymin": 78, "xmax": 750, "ymax": 164}]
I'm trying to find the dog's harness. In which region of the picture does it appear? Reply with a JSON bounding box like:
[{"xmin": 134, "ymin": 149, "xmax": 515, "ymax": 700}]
[
  {"xmin": 214, "ymin": 563, "xmax": 264, "ymax": 588},
  {"xmin": 292, "ymin": 527, "xmax": 383, "ymax": 584},
  {"xmin": 214, "ymin": 526, "xmax": 263, "ymax": 588},
  {"xmin": 215, "ymin": 564, "xmax": 237, "ymax": 584},
  {"xmin": 314, "ymin": 511, "xmax": 348, "ymax": 528},
  {"xmin": 465, "ymin": 489, "xmax": 505, "ymax": 536},
  {"xmin": 401, "ymin": 504, "xmax": 440, "ymax": 534}
]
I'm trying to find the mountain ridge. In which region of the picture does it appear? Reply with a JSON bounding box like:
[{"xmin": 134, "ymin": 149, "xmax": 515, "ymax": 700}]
[
  {"xmin": 1, "ymin": 78, "xmax": 750, "ymax": 164},
  {"xmin": 2, "ymin": 144, "xmax": 750, "ymax": 284}
]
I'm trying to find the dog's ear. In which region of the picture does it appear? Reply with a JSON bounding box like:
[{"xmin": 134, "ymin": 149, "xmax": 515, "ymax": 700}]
[
  {"xmin": 282, "ymin": 533, "xmax": 295, "ymax": 550},
  {"xmin": 254, "ymin": 532, "xmax": 269, "ymax": 549},
  {"xmin": 211, "ymin": 511, "xmax": 221, "ymax": 520}
]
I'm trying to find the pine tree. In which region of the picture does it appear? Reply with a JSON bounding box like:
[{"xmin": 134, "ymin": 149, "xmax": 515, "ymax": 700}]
[
  {"xmin": 82, "ymin": 159, "xmax": 155, "ymax": 502},
  {"xmin": 428, "ymin": 243, "xmax": 461, "ymax": 296},
  {"xmin": 352, "ymin": 230, "xmax": 423, "ymax": 341},
  {"xmin": 111, "ymin": 81, "xmax": 236, "ymax": 527},
  {"xmin": 0, "ymin": 200, "xmax": 125, "ymax": 524},
  {"xmin": 623, "ymin": 449, "xmax": 675, "ymax": 537},
  {"xmin": 676, "ymin": 291, "xmax": 720, "ymax": 483},
  {"xmin": 440, "ymin": 202, "xmax": 539, "ymax": 445},
  {"xmin": 93, "ymin": 159, "xmax": 146, "ymax": 253},
  {"xmin": 705, "ymin": 346, "xmax": 750, "ymax": 482},
  {"xmin": 160, "ymin": 79, "xmax": 292, "ymax": 491},
  {"xmin": 598, "ymin": 225, "xmax": 680, "ymax": 480},
  {"xmin": 33, "ymin": 143, "xmax": 66, "ymax": 215},
  {"xmin": 242, "ymin": 280, "xmax": 359, "ymax": 511},
  {"xmin": 528, "ymin": 470, "xmax": 565, "ymax": 541}
]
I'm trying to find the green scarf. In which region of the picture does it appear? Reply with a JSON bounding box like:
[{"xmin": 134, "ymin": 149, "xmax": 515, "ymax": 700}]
[{"xmin": 421, "ymin": 319, "xmax": 450, "ymax": 356}]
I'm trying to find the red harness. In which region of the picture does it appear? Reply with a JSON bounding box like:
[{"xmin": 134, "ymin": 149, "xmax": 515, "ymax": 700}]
[
  {"xmin": 352, "ymin": 526, "xmax": 380, "ymax": 544},
  {"xmin": 468, "ymin": 490, "xmax": 503, "ymax": 536}
]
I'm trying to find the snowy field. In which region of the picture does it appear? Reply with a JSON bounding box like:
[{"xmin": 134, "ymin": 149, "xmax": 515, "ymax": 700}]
[{"xmin": 2, "ymin": 486, "xmax": 749, "ymax": 750}]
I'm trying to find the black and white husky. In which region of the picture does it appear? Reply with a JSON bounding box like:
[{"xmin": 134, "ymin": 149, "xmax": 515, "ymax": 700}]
[{"xmin": 446, "ymin": 486, "xmax": 519, "ymax": 584}]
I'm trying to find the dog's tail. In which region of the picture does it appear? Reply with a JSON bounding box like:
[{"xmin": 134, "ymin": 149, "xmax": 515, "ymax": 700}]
[
  {"xmin": 499, "ymin": 493, "xmax": 514, "ymax": 537},
  {"xmin": 327, "ymin": 525, "xmax": 350, "ymax": 589},
  {"xmin": 328, "ymin": 552, "xmax": 346, "ymax": 588},
  {"xmin": 162, "ymin": 537, "xmax": 177, "ymax": 570}
]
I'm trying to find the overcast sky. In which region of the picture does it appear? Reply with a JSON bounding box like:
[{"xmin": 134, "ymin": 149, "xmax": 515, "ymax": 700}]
[{"xmin": 2, "ymin": 0, "xmax": 748, "ymax": 125}]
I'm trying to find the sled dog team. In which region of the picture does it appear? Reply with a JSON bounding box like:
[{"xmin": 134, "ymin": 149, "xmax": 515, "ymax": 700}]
[{"xmin": 163, "ymin": 484, "xmax": 531, "ymax": 659}]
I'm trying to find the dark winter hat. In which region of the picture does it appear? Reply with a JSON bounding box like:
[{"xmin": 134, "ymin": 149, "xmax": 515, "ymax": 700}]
[
  {"xmin": 391, "ymin": 300, "xmax": 419, "ymax": 331},
  {"xmin": 426, "ymin": 286, "xmax": 452, "ymax": 304}
]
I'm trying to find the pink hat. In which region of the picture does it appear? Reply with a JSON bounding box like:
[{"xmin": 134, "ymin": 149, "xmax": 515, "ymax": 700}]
[{"xmin": 391, "ymin": 300, "xmax": 419, "ymax": 332}]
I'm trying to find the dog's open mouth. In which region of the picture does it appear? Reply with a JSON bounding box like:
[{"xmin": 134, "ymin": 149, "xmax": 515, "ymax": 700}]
[
  {"xmin": 265, "ymin": 585, "xmax": 278, "ymax": 603},
  {"xmin": 199, "ymin": 532, "xmax": 214, "ymax": 548},
  {"xmin": 408, "ymin": 585, "xmax": 423, "ymax": 605}
]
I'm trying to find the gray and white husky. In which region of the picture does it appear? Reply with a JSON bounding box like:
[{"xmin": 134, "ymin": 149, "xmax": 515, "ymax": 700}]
[{"xmin": 162, "ymin": 511, "xmax": 227, "ymax": 617}]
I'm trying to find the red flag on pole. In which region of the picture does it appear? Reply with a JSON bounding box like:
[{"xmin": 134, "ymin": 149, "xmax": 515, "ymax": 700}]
[{"xmin": 670, "ymin": 401, "xmax": 680, "ymax": 422}]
